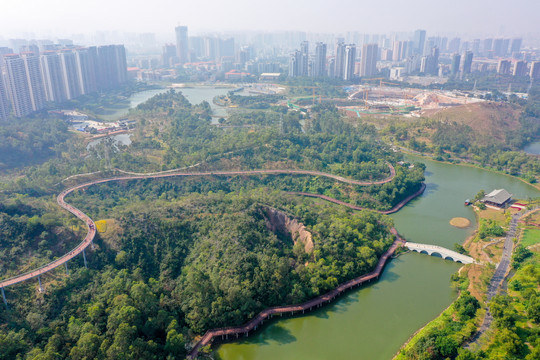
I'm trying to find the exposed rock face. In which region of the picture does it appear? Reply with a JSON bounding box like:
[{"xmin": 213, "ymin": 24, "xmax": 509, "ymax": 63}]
[{"xmin": 262, "ymin": 207, "xmax": 314, "ymax": 254}]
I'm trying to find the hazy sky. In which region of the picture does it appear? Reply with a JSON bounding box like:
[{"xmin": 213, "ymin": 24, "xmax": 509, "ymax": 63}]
[{"xmin": 1, "ymin": 0, "xmax": 539, "ymax": 38}]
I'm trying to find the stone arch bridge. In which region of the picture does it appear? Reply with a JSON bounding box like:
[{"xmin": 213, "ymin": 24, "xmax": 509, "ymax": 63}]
[{"xmin": 405, "ymin": 242, "xmax": 475, "ymax": 264}]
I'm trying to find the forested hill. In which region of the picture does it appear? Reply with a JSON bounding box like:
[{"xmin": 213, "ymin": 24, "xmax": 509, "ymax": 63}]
[
  {"xmin": 0, "ymin": 190, "xmax": 395, "ymax": 359},
  {"xmin": 121, "ymin": 90, "xmax": 425, "ymax": 210}
]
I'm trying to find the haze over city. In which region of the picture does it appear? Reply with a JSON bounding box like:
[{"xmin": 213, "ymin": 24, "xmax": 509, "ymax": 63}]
[
  {"xmin": 1, "ymin": 1, "xmax": 540, "ymax": 359},
  {"xmin": 1, "ymin": 0, "xmax": 539, "ymax": 39}
]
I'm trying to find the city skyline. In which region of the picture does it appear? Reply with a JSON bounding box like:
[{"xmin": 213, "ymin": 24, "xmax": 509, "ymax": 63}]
[{"xmin": 1, "ymin": 0, "xmax": 539, "ymax": 40}]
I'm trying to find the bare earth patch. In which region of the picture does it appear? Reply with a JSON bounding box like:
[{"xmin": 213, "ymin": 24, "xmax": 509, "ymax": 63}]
[{"xmin": 450, "ymin": 217, "xmax": 471, "ymax": 228}]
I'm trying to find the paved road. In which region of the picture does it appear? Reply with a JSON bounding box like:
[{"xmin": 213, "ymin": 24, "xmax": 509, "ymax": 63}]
[
  {"xmin": 468, "ymin": 207, "xmax": 539, "ymax": 346},
  {"xmin": 0, "ymin": 166, "xmax": 396, "ymax": 289}
]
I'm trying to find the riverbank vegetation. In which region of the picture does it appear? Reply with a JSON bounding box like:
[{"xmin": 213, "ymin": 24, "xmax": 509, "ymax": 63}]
[
  {"xmin": 396, "ymin": 203, "xmax": 540, "ymax": 360},
  {"xmin": 472, "ymin": 252, "xmax": 540, "ymax": 360},
  {"xmin": 395, "ymin": 277, "xmax": 481, "ymax": 360},
  {"xmin": 382, "ymin": 85, "xmax": 540, "ymax": 183},
  {"xmin": 61, "ymin": 82, "xmax": 160, "ymax": 120}
]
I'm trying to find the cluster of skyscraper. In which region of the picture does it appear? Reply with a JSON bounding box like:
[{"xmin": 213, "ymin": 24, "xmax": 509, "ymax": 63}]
[
  {"xmin": 284, "ymin": 29, "xmax": 540, "ymax": 81},
  {"xmin": 164, "ymin": 26, "xmax": 236, "ymax": 66},
  {"xmin": 0, "ymin": 44, "xmax": 128, "ymax": 121},
  {"xmin": 289, "ymin": 41, "xmax": 377, "ymax": 80}
]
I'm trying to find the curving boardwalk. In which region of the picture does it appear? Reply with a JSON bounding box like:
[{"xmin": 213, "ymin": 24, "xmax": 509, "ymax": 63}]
[
  {"xmin": 288, "ymin": 182, "xmax": 426, "ymax": 215},
  {"xmin": 0, "ymin": 183, "xmax": 97, "ymax": 289},
  {"xmin": 187, "ymin": 229, "xmax": 405, "ymax": 359},
  {"xmin": 0, "ymin": 166, "xmax": 396, "ymax": 290}
]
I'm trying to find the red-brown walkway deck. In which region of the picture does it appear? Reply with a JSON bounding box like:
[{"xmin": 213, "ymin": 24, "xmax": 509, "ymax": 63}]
[{"xmin": 0, "ymin": 166, "xmax": 396, "ymax": 289}]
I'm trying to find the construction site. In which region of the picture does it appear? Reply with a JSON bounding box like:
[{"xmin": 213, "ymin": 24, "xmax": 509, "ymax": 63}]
[{"xmin": 342, "ymin": 79, "xmax": 485, "ymax": 117}]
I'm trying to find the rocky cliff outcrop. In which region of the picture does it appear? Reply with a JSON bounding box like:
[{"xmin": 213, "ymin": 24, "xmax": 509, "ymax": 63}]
[{"xmin": 261, "ymin": 207, "xmax": 314, "ymax": 254}]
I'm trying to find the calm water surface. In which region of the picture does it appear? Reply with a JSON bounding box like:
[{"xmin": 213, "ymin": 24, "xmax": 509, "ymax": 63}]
[
  {"xmin": 523, "ymin": 141, "xmax": 540, "ymax": 155},
  {"xmin": 100, "ymin": 86, "xmax": 232, "ymax": 121},
  {"xmin": 218, "ymin": 156, "xmax": 540, "ymax": 360}
]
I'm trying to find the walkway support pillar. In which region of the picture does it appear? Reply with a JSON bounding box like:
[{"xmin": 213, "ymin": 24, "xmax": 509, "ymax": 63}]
[
  {"xmin": 82, "ymin": 249, "xmax": 88, "ymax": 269},
  {"xmin": 38, "ymin": 275, "xmax": 43, "ymax": 292},
  {"xmin": 65, "ymin": 262, "xmax": 69, "ymax": 276},
  {"xmin": 1, "ymin": 287, "xmax": 7, "ymax": 309}
]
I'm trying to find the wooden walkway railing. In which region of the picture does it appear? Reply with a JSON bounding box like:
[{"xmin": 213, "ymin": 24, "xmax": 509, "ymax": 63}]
[
  {"xmin": 187, "ymin": 229, "xmax": 405, "ymax": 358},
  {"xmin": 0, "ymin": 184, "xmax": 97, "ymax": 289},
  {"xmin": 288, "ymin": 182, "xmax": 426, "ymax": 215}
]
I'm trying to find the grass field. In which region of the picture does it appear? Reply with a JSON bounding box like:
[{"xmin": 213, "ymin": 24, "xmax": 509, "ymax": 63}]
[{"xmin": 521, "ymin": 227, "xmax": 540, "ymax": 247}]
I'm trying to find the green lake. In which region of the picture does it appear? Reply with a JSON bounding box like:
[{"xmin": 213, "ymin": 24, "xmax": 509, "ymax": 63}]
[
  {"xmin": 100, "ymin": 86, "xmax": 232, "ymax": 121},
  {"xmin": 217, "ymin": 156, "xmax": 540, "ymax": 360}
]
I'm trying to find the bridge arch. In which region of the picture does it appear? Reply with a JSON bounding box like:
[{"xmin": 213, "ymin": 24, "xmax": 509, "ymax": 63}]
[{"xmin": 404, "ymin": 242, "xmax": 474, "ymax": 265}]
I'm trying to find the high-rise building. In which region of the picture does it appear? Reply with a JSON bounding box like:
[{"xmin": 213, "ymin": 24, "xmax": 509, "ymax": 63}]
[
  {"xmin": 513, "ymin": 61, "xmax": 528, "ymax": 77},
  {"xmin": 313, "ymin": 42, "xmax": 327, "ymax": 77},
  {"xmin": 300, "ymin": 41, "xmax": 309, "ymax": 76},
  {"xmin": 60, "ymin": 50, "xmax": 82, "ymax": 99},
  {"xmin": 237, "ymin": 46, "xmax": 251, "ymax": 65},
  {"xmin": 40, "ymin": 51, "xmax": 67, "ymax": 103},
  {"xmin": 75, "ymin": 48, "xmax": 98, "ymax": 94},
  {"xmin": 219, "ymin": 38, "xmax": 235, "ymax": 60},
  {"xmin": 161, "ymin": 44, "xmax": 176, "ymax": 67},
  {"xmin": 472, "ymin": 39, "xmax": 481, "ymax": 55},
  {"xmin": 97, "ymin": 45, "xmax": 127, "ymax": 90},
  {"xmin": 327, "ymin": 58, "xmax": 335, "ymax": 78},
  {"xmin": 420, "ymin": 56, "xmax": 428, "ymax": 73},
  {"xmin": 203, "ymin": 37, "xmax": 219, "ymax": 61},
  {"xmin": 334, "ymin": 42, "xmax": 346, "ymax": 79},
  {"xmin": 4, "ymin": 54, "xmax": 34, "ymax": 117},
  {"xmin": 87, "ymin": 46, "xmax": 101, "ymax": 88},
  {"xmin": 0, "ymin": 75, "xmax": 10, "ymax": 121},
  {"xmin": 492, "ymin": 39, "xmax": 505, "ymax": 57},
  {"xmin": 360, "ymin": 43, "xmax": 378, "ymax": 77},
  {"xmin": 289, "ymin": 50, "xmax": 301, "ymax": 77},
  {"xmin": 393, "ymin": 41, "xmax": 410, "ymax": 61},
  {"xmin": 448, "ymin": 38, "xmax": 461, "ymax": 53},
  {"xmin": 482, "ymin": 38, "xmax": 493, "ymax": 56},
  {"xmin": 1, "ymin": 41, "xmax": 128, "ymax": 116},
  {"xmin": 510, "ymin": 38, "xmax": 522, "ymax": 54},
  {"xmin": 462, "ymin": 51, "xmax": 473, "ymax": 74},
  {"xmin": 530, "ymin": 61, "xmax": 540, "ymax": 80},
  {"xmin": 381, "ymin": 48, "xmax": 393, "ymax": 61},
  {"xmin": 21, "ymin": 44, "xmax": 40, "ymax": 55},
  {"xmin": 426, "ymin": 46, "xmax": 439, "ymax": 75},
  {"xmin": 189, "ymin": 36, "xmax": 204, "ymax": 60},
  {"xmin": 501, "ymin": 39, "xmax": 510, "ymax": 56},
  {"xmin": 343, "ymin": 44, "xmax": 356, "ymax": 81},
  {"xmin": 175, "ymin": 26, "xmax": 189, "ymax": 63},
  {"xmin": 413, "ymin": 30, "xmax": 426, "ymax": 55},
  {"xmin": 497, "ymin": 59, "xmax": 511, "ymax": 74},
  {"xmin": 21, "ymin": 53, "xmax": 46, "ymax": 112},
  {"xmin": 451, "ymin": 53, "xmax": 461, "ymax": 76}
]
